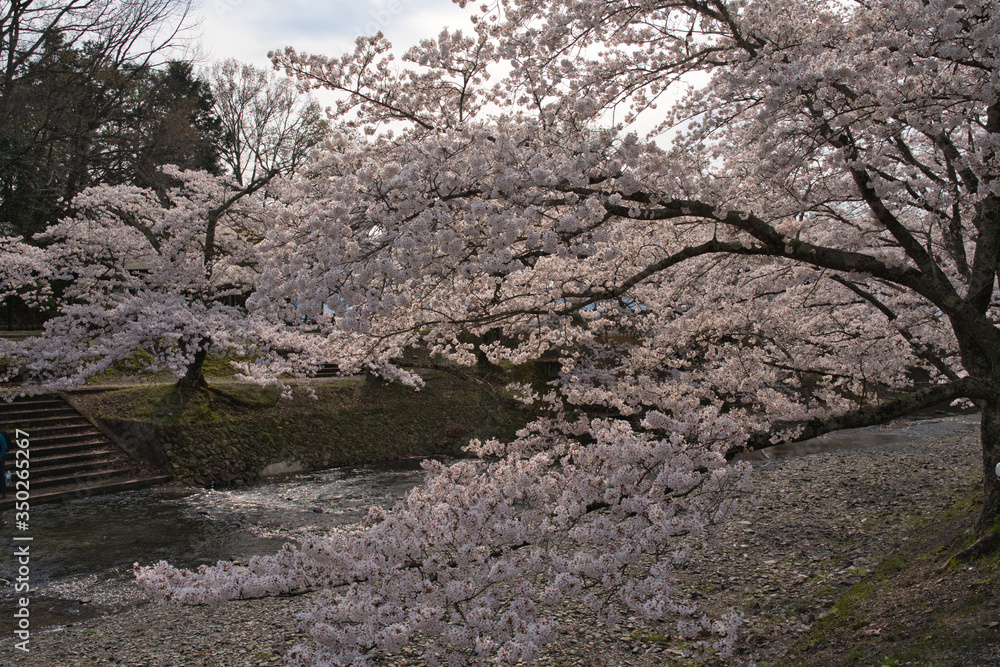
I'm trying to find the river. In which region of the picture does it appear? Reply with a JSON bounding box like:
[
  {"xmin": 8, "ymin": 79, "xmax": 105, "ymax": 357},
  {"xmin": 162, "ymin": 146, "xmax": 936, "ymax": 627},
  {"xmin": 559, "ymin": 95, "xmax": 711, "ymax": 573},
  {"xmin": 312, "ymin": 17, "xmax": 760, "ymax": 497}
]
[{"xmin": 0, "ymin": 459, "xmax": 429, "ymax": 631}]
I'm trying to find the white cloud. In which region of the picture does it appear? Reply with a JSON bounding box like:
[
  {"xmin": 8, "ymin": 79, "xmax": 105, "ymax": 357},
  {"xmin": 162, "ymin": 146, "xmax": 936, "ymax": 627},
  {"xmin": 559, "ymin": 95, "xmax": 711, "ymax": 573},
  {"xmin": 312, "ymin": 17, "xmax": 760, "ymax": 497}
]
[{"xmin": 191, "ymin": 0, "xmax": 470, "ymax": 69}]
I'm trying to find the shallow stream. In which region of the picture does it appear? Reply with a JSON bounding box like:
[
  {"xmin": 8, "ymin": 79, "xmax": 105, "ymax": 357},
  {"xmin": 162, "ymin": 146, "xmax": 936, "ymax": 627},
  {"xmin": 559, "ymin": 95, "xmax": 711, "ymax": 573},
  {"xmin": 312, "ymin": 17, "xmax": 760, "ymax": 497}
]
[{"xmin": 0, "ymin": 459, "xmax": 429, "ymax": 630}]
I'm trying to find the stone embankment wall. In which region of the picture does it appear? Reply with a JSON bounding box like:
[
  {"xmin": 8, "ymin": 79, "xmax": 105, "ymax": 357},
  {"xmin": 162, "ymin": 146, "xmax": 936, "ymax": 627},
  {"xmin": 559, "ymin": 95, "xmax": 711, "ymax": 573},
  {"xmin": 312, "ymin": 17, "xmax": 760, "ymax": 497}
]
[
  {"xmin": 82, "ymin": 376, "xmax": 532, "ymax": 487},
  {"xmin": 95, "ymin": 399, "xmax": 528, "ymax": 486},
  {"xmin": 97, "ymin": 418, "xmax": 282, "ymax": 485}
]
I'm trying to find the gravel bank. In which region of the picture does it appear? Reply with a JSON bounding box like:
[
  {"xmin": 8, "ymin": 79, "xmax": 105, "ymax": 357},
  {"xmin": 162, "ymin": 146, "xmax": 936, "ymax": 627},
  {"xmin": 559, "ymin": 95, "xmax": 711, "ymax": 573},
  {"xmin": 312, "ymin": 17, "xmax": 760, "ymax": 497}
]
[{"xmin": 2, "ymin": 413, "xmax": 997, "ymax": 666}]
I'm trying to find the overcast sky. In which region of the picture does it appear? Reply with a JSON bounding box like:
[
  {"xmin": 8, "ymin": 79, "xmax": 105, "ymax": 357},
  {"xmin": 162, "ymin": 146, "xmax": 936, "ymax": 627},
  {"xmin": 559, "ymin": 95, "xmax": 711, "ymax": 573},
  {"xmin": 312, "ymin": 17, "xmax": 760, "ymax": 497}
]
[
  {"xmin": 183, "ymin": 0, "xmax": 670, "ymax": 140},
  {"xmin": 189, "ymin": 0, "xmax": 469, "ymax": 69}
]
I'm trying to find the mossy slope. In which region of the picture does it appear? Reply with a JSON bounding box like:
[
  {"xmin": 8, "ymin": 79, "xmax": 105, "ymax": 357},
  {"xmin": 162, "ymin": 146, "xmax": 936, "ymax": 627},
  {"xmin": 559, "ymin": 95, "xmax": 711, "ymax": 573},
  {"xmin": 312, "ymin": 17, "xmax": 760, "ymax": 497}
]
[{"xmin": 79, "ymin": 375, "xmax": 530, "ymax": 486}]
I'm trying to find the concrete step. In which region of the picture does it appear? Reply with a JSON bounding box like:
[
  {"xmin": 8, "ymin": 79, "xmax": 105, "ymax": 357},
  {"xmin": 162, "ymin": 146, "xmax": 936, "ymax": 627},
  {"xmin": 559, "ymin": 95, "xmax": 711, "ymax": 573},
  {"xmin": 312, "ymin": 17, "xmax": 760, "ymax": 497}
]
[
  {"xmin": 4, "ymin": 422, "xmax": 102, "ymax": 438},
  {"xmin": 24, "ymin": 439, "xmax": 114, "ymax": 457},
  {"xmin": 0, "ymin": 408, "xmax": 82, "ymax": 424},
  {"xmin": 29, "ymin": 454, "xmax": 127, "ymax": 475},
  {"xmin": 11, "ymin": 431, "xmax": 109, "ymax": 448},
  {"xmin": 0, "ymin": 393, "xmax": 65, "ymax": 404},
  {"xmin": 0, "ymin": 398, "xmax": 69, "ymax": 422},
  {"xmin": 313, "ymin": 363, "xmax": 341, "ymax": 378},
  {"xmin": 31, "ymin": 468, "xmax": 127, "ymax": 490},
  {"xmin": 0, "ymin": 475, "xmax": 173, "ymax": 509},
  {"xmin": 0, "ymin": 393, "xmax": 170, "ymax": 507},
  {"xmin": 31, "ymin": 461, "xmax": 126, "ymax": 482},
  {"xmin": 31, "ymin": 450, "xmax": 128, "ymax": 469}
]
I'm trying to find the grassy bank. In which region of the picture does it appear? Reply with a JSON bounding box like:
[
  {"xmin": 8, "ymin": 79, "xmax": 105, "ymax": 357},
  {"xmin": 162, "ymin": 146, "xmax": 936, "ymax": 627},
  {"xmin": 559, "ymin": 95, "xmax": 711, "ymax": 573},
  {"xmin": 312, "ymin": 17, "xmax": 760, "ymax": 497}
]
[
  {"xmin": 776, "ymin": 485, "xmax": 1000, "ymax": 666},
  {"xmin": 75, "ymin": 373, "xmax": 532, "ymax": 485}
]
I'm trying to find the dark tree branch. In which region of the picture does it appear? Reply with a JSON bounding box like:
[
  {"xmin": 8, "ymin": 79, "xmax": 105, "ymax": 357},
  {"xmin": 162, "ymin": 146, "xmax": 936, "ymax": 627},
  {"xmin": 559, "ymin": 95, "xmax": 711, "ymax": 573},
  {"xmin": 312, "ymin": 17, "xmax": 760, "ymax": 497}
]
[
  {"xmin": 830, "ymin": 275, "xmax": 960, "ymax": 382},
  {"xmin": 738, "ymin": 378, "xmax": 989, "ymax": 455}
]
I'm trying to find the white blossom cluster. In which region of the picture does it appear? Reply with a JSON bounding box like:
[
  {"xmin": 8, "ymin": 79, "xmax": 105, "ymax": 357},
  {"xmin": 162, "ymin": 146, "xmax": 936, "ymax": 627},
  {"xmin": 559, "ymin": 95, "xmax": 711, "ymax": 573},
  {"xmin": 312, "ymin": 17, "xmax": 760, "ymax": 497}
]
[
  {"xmin": 0, "ymin": 168, "xmax": 327, "ymax": 391},
  {"xmin": 138, "ymin": 410, "xmax": 750, "ymax": 665},
  {"xmin": 239, "ymin": 0, "xmax": 997, "ymax": 661}
]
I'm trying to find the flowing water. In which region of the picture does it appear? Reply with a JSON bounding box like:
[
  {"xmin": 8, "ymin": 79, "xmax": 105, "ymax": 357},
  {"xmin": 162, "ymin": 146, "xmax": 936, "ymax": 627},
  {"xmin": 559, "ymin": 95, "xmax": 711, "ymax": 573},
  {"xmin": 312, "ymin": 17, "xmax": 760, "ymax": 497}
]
[
  {"xmin": 0, "ymin": 459, "xmax": 431, "ymax": 630},
  {"xmin": 0, "ymin": 408, "xmax": 981, "ymax": 632},
  {"xmin": 734, "ymin": 407, "xmax": 980, "ymax": 460}
]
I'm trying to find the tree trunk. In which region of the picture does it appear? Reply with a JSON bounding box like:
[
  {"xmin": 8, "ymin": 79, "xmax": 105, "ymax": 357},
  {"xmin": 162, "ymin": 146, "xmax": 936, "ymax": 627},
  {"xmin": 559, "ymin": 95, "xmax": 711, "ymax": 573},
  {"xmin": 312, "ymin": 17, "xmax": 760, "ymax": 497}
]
[
  {"xmin": 176, "ymin": 345, "xmax": 209, "ymax": 391},
  {"xmin": 978, "ymin": 398, "xmax": 1000, "ymax": 533}
]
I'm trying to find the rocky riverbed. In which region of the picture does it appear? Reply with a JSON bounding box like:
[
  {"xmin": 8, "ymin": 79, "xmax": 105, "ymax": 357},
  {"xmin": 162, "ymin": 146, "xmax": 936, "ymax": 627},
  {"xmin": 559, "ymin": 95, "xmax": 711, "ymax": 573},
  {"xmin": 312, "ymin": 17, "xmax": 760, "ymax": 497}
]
[{"xmin": 2, "ymin": 413, "xmax": 998, "ymax": 666}]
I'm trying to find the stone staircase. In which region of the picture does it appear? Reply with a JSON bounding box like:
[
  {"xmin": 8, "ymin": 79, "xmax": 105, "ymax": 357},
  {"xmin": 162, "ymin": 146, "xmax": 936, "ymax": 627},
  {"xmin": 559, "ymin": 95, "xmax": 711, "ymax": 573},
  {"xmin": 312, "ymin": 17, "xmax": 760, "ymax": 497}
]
[
  {"xmin": 0, "ymin": 394, "xmax": 170, "ymax": 509},
  {"xmin": 313, "ymin": 363, "xmax": 341, "ymax": 379}
]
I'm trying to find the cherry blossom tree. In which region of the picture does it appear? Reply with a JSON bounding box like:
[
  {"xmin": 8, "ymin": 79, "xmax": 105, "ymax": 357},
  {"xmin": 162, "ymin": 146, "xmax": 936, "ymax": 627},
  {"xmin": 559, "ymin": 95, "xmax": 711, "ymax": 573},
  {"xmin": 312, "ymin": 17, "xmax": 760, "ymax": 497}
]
[
  {"xmin": 0, "ymin": 167, "xmax": 304, "ymax": 392},
  {"xmin": 137, "ymin": 0, "xmax": 1000, "ymax": 664},
  {"xmin": 265, "ymin": 0, "xmax": 999, "ymax": 528}
]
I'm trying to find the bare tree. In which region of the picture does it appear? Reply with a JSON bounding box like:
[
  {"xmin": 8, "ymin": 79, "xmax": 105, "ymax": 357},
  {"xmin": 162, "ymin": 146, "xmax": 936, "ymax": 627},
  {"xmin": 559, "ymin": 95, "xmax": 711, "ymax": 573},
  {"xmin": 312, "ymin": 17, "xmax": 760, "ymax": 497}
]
[
  {"xmin": 207, "ymin": 58, "xmax": 329, "ymax": 186},
  {"xmin": 1, "ymin": 0, "xmax": 192, "ymax": 109},
  {"xmin": 0, "ymin": 0, "xmax": 196, "ymax": 237}
]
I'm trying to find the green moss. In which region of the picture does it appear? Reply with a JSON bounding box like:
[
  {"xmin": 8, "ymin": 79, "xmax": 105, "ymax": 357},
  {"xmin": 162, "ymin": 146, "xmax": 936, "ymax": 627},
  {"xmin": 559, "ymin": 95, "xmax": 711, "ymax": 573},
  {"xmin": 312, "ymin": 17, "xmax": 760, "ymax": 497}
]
[
  {"xmin": 85, "ymin": 350, "xmax": 262, "ymax": 386},
  {"xmin": 777, "ymin": 479, "xmax": 1000, "ymax": 667},
  {"xmin": 833, "ymin": 581, "xmax": 874, "ymax": 618},
  {"xmin": 87, "ymin": 349, "xmax": 170, "ymax": 384},
  {"xmin": 252, "ymin": 652, "xmax": 278, "ymax": 661},
  {"xmin": 845, "ymin": 647, "xmax": 865, "ymax": 663},
  {"xmin": 876, "ymin": 555, "xmax": 908, "ymax": 575}
]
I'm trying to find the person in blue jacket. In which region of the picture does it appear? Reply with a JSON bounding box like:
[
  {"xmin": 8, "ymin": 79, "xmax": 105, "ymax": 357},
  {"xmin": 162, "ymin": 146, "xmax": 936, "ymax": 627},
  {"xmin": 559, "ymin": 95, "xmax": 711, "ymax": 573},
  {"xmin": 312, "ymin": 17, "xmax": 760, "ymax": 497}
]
[{"xmin": 0, "ymin": 431, "xmax": 8, "ymax": 498}]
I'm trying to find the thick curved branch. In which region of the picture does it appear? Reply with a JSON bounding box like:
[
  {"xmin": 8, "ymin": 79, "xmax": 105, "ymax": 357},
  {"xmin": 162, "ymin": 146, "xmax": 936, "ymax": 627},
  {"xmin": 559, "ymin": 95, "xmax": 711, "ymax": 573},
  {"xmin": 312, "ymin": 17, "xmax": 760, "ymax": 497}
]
[
  {"xmin": 203, "ymin": 171, "xmax": 277, "ymax": 269},
  {"xmin": 738, "ymin": 378, "xmax": 989, "ymax": 455},
  {"xmin": 800, "ymin": 98, "xmax": 949, "ymax": 286},
  {"xmin": 575, "ymin": 193, "xmax": 1000, "ymax": 359},
  {"xmin": 109, "ymin": 206, "xmax": 161, "ymax": 253},
  {"xmin": 963, "ymin": 101, "xmax": 1000, "ymax": 314}
]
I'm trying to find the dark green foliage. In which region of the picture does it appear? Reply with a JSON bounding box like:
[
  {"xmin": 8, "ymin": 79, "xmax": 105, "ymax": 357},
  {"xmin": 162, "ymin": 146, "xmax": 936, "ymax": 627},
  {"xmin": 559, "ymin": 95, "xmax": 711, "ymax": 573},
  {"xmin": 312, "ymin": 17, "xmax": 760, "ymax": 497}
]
[{"xmin": 0, "ymin": 33, "xmax": 221, "ymax": 240}]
